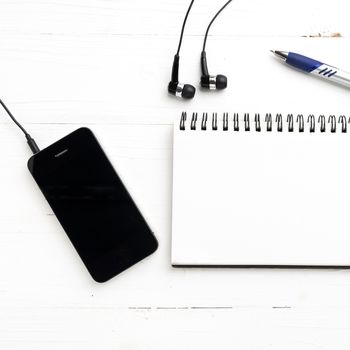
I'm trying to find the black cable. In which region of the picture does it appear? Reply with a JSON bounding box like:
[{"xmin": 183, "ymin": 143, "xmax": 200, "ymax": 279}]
[
  {"xmin": 176, "ymin": 0, "xmax": 195, "ymax": 55},
  {"xmin": 202, "ymin": 0, "xmax": 232, "ymax": 52},
  {"xmin": 0, "ymin": 99, "xmax": 40, "ymax": 154},
  {"xmin": 0, "ymin": 99, "xmax": 29, "ymax": 136}
]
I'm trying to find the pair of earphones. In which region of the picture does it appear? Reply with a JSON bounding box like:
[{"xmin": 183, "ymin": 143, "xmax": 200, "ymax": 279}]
[{"xmin": 168, "ymin": 0, "xmax": 232, "ymax": 99}]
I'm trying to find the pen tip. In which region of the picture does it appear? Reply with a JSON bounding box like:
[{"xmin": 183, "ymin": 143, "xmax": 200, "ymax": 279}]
[{"xmin": 271, "ymin": 50, "xmax": 288, "ymax": 60}]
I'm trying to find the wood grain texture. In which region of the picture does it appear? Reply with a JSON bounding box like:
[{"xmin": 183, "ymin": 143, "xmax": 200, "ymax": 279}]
[{"xmin": 1, "ymin": 0, "xmax": 350, "ymax": 349}]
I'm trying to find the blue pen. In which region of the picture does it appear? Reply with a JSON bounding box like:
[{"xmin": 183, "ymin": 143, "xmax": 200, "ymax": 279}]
[{"xmin": 271, "ymin": 50, "xmax": 350, "ymax": 88}]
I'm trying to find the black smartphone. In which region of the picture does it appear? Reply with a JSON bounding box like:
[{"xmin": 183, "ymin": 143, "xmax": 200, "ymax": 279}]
[{"xmin": 28, "ymin": 127, "xmax": 158, "ymax": 282}]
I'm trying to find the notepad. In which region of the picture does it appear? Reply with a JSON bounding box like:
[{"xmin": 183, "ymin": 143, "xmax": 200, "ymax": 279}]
[{"xmin": 171, "ymin": 111, "xmax": 350, "ymax": 267}]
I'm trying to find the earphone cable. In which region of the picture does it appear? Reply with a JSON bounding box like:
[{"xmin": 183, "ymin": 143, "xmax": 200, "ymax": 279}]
[
  {"xmin": 0, "ymin": 99, "xmax": 40, "ymax": 154},
  {"xmin": 202, "ymin": 0, "xmax": 232, "ymax": 52},
  {"xmin": 176, "ymin": 0, "xmax": 195, "ymax": 55}
]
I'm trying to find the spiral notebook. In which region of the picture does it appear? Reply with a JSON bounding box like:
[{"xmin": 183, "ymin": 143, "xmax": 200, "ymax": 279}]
[{"xmin": 172, "ymin": 111, "xmax": 350, "ymax": 267}]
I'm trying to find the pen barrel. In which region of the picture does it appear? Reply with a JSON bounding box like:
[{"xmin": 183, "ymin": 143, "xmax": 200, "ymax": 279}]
[
  {"xmin": 280, "ymin": 51, "xmax": 350, "ymax": 89},
  {"xmin": 311, "ymin": 64, "xmax": 350, "ymax": 88},
  {"xmin": 286, "ymin": 52, "xmax": 323, "ymax": 72}
]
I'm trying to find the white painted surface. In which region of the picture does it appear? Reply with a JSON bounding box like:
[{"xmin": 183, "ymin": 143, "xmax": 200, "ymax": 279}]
[{"xmin": 1, "ymin": 0, "xmax": 350, "ymax": 348}]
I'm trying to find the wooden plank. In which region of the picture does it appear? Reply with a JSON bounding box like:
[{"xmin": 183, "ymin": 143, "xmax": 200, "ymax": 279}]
[{"xmin": 1, "ymin": 0, "xmax": 350, "ymax": 348}]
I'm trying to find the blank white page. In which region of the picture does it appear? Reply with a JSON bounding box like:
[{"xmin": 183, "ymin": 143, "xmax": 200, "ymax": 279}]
[{"xmin": 172, "ymin": 114, "xmax": 350, "ymax": 266}]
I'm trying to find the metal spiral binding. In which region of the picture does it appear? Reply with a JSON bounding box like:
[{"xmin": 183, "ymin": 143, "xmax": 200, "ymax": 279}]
[
  {"xmin": 328, "ymin": 115, "xmax": 336, "ymax": 133},
  {"xmin": 202, "ymin": 112, "xmax": 208, "ymax": 130},
  {"xmin": 223, "ymin": 112, "xmax": 229, "ymax": 131},
  {"xmin": 233, "ymin": 113, "xmax": 239, "ymax": 131},
  {"xmin": 179, "ymin": 112, "xmax": 350, "ymax": 133},
  {"xmin": 212, "ymin": 112, "xmax": 218, "ymax": 130},
  {"xmin": 297, "ymin": 114, "xmax": 304, "ymax": 132},
  {"xmin": 190, "ymin": 112, "xmax": 197, "ymax": 130},
  {"xmin": 276, "ymin": 114, "xmax": 283, "ymax": 132},
  {"xmin": 255, "ymin": 114, "xmax": 261, "ymax": 132},
  {"xmin": 287, "ymin": 114, "xmax": 293, "ymax": 132},
  {"xmin": 339, "ymin": 115, "xmax": 347, "ymax": 133},
  {"xmin": 244, "ymin": 113, "xmax": 250, "ymax": 131},
  {"xmin": 180, "ymin": 112, "xmax": 186, "ymax": 130},
  {"xmin": 265, "ymin": 113, "xmax": 272, "ymax": 131},
  {"xmin": 308, "ymin": 115, "xmax": 315, "ymax": 132},
  {"xmin": 318, "ymin": 115, "xmax": 326, "ymax": 132}
]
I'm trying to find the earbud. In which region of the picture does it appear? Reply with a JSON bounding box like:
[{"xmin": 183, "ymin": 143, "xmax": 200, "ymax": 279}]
[
  {"xmin": 168, "ymin": 1, "xmax": 196, "ymax": 100},
  {"xmin": 168, "ymin": 54, "xmax": 196, "ymax": 99},
  {"xmin": 168, "ymin": 81, "xmax": 196, "ymax": 99},
  {"xmin": 200, "ymin": 0, "xmax": 232, "ymax": 91},
  {"xmin": 200, "ymin": 51, "xmax": 227, "ymax": 90},
  {"xmin": 168, "ymin": 0, "xmax": 231, "ymax": 98}
]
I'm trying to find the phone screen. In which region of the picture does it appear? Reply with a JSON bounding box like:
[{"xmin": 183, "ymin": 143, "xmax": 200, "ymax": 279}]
[{"xmin": 28, "ymin": 127, "xmax": 158, "ymax": 282}]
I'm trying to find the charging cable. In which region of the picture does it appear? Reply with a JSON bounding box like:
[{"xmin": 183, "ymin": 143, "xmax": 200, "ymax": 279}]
[{"xmin": 0, "ymin": 99, "xmax": 40, "ymax": 154}]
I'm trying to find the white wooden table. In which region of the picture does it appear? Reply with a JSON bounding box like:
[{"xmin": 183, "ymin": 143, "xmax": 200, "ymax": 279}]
[{"xmin": 1, "ymin": 0, "xmax": 350, "ymax": 348}]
